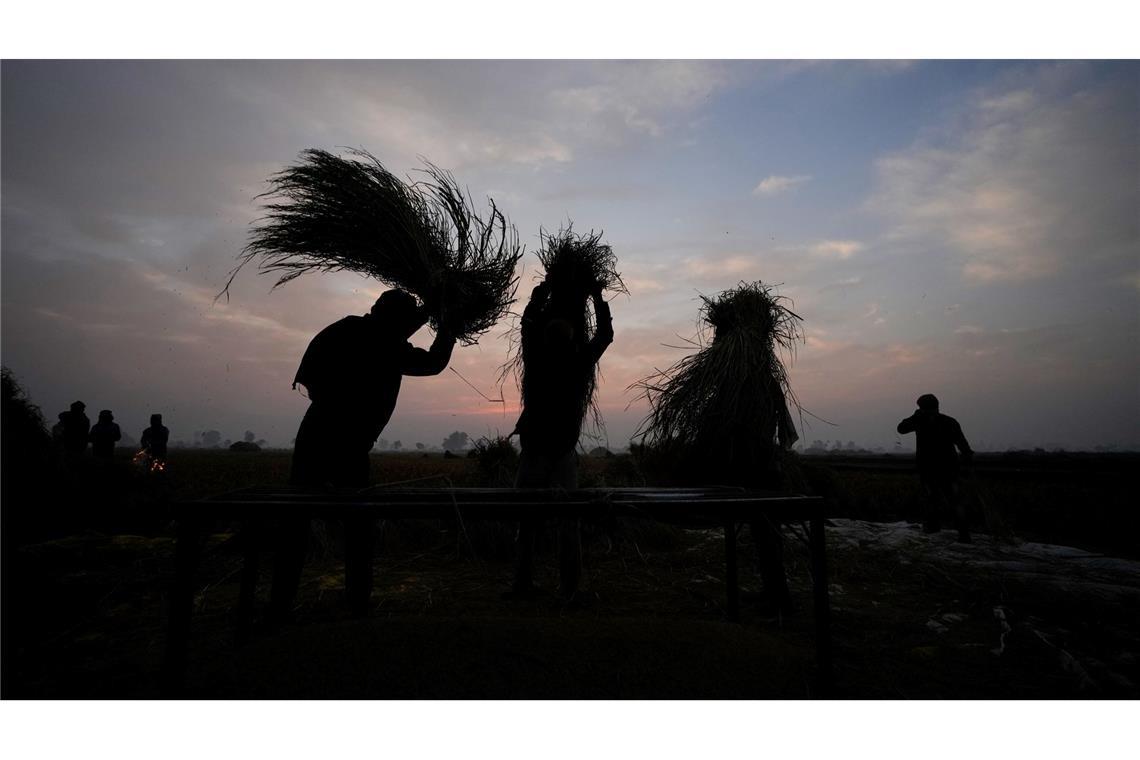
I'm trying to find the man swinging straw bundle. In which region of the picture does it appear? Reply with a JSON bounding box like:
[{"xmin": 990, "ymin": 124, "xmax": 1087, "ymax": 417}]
[
  {"xmin": 634, "ymin": 280, "xmax": 804, "ymax": 613},
  {"xmin": 224, "ymin": 148, "xmax": 522, "ymax": 621}
]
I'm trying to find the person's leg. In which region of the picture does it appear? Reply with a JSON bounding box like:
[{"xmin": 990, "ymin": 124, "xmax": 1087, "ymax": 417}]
[
  {"xmin": 512, "ymin": 520, "xmax": 538, "ymax": 593},
  {"xmin": 344, "ymin": 514, "xmax": 375, "ymax": 616},
  {"xmin": 341, "ymin": 440, "xmax": 376, "ymax": 614},
  {"xmin": 509, "ymin": 449, "xmax": 545, "ymax": 595},
  {"xmin": 268, "ymin": 517, "xmax": 309, "ymax": 624},
  {"xmin": 750, "ymin": 517, "xmax": 792, "ymax": 613},
  {"xmin": 271, "ymin": 409, "xmax": 325, "ymax": 624},
  {"xmin": 949, "ymin": 480, "xmax": 971, "ymax": 542},
  {"xmin": 920, "ymin": 473, "xmax": 943, "ymax": 533},
  {"xmin": 557, "ymin": 524, "xmax": 582, "ymax": 598},
  {"xmin": 553, "ymin": 452, "xmax": 582, "ymax": 599}
]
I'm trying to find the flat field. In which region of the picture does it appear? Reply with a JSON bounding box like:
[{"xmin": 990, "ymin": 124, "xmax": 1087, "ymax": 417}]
[{"xmin": 4, "ymin": 450, "xmax": 1138, "ymax": 698}]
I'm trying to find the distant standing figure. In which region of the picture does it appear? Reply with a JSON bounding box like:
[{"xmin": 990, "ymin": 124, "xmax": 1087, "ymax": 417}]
[
  {"xmin": 141, "ymin": 414, "xmax": 170, "ymax": 463},
  {"xmin": 897, "ymin": 394, "xmax": 974, "ymax": 541},
  {"xmin": 61, "ymin": 401, "xmax": 91, "ymax": 459},
  {"xmin": 89, "ymin": 409, "xmax": 122, "ymax": 460},
  {"xmin": 51, "ymin": 412, "xmax": 67, "ymax": 443},
  {"xmin": 272, "ymin": 289, "xmax": 456, "ymax": 621}
]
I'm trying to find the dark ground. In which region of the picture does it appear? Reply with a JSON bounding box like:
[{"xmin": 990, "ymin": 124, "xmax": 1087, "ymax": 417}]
[{"xmin": 4, "ymin": 451, "xmax": 1139, "ymax": 698}]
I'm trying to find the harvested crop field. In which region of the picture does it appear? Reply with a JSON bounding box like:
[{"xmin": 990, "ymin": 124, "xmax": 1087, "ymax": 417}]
[{"xmin": 4, "ymin": 450, "xmax": 1138, "ymax": 698}]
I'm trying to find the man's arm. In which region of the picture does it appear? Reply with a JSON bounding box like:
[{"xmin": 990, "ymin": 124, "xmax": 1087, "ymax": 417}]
[
  {"xmin": 586, "ymin": 287, "xmax": 614, "ymax": 364},
  {"xmin": 401, "ymin": 329, "xmax": 457, "ymax": 376},
  {"xmin": 897, "ymin": 414, "xmax": 919, "ymax": 435},
  {"xmin": 775, "ymin": 393, "xmax": 799, "ymax": 450},
  {"xmin": 953, "ymin": 419, "xmax": 973, "ymax": 461}
]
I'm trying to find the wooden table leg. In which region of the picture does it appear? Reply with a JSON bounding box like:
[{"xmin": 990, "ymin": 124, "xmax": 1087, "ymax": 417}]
[
  {"xmin": 810, "ymin": 513, "xmax": 833, "ymax": 696},
  {"xmin": 236, "ymin": 519, "xmax": 260, "ymax": 646},
  {"xmin": 725, "ymin": 520, "xmax": 739, "ymax": 623},
  {"xmin": 162, "ymin": 516, "xmax": 204, "ymax": 696}
]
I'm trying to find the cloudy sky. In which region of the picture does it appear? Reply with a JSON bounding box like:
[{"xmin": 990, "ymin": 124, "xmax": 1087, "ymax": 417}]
[{"xmin": 2, "ymin": 60, "xmax": 1137, "ymax": 451}]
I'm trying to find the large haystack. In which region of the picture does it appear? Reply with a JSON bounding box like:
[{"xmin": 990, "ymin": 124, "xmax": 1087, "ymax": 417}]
[{"xmin": 633, "ymin": 281, "xmax": 803, "ymax": 484}]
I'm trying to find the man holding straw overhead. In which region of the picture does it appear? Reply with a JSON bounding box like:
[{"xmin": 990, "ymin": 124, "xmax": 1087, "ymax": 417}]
[{"xmin": 506, "ymin": 228, "xmax": 622, "ymax": 602}]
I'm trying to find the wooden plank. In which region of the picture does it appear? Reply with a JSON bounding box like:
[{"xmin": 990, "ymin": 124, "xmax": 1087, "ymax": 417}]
[{"xmin": 174, "ymin": 495, "xmax": 823, "ymax": 524}]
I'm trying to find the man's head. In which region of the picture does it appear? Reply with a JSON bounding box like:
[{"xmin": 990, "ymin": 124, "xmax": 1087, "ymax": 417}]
[
  {"xmin": 99, "ymin": 410, "xmax": 113, "ymax": 421},
  {"xmin": 371, "ymin": 289, "xmax": 428, "ymax": 338},
  {"xmin": 150, "ymin": 413, "xmax": 163, "ymax": 426},
  {"xmin": 70, "ymin": 400, "xmax": 86, "ymax": 413},
  {"xmin": 916, "ymin": 394, "xmax": 939, "ymax": 412}
]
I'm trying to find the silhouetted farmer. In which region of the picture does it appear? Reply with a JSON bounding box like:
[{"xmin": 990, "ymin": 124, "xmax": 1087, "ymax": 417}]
[
  {"xmin": 898, "ymin": 394, "xmax": 974, "ymax": 541},
  {"xmin": 271, "ymin": 289, "xmax": 456, "ymax": 621},
  {"xmin": 89, "ymin": 410, "xmax": 122, "ymax": 460},
  {"xmin": 141, "ymin": 414, "xmax": 170, "ymax": 463},
  {"xmin": 716, "ymin": 409, "xmax": 798, "ymax": 615},
  {"xmin": 61, "ymin": 401, "xmax": 90, "ymax": 460},
  {"xmin": 51, "ymin": 412, "xmax": 67, "ymax": 443},
  {"xmin": 510, "ymin": 281, "xmax": 613, "ymax": 600}
]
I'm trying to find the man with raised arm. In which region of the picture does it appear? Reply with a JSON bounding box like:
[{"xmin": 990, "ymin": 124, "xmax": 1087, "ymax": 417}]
[
  {"xmin": 898, "ymin": 393, "xmax": 974, "ymax": 541},
  {"xmin": 271, "ymin": 289, "xmax": 456, "ymax": 622},
  {"xmin": 509, "ymin": 279, "xmax": 613, "ymax": 601}
]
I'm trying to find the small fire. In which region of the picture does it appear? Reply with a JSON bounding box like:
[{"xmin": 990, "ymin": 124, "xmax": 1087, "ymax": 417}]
[{"xmin": 133, "ymin": 449, "xmax": 167, "ymax": 473}]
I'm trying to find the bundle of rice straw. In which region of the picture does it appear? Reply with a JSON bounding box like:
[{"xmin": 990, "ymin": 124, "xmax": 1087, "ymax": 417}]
[
  {"xmin": 505, "ymin": 226, "xmax": 627, "ymax": 436},
  {"xmin": 221, "ymin": 148, "xmax": 522, "ymax": 345},
  {"xmin": 632, "ymin": 281, "xmax": 804, "ymax": 477}
]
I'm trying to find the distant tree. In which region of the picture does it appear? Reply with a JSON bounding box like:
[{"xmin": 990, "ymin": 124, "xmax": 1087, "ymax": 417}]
[
  {"xmin": 257, "ymin": 439, "xmax": 266, "ymax": 447},
  {"xmin": 392, "ymin": 440, "xmax": 402, "ymax": 451},
  {"xmin": 374, "ymin": 438, "xmax": 390, "ymax": 451},
  {"xmin": 415, "ymin": 442, "xmax": 425, "ymax": 451},
  {"xmin": 846, "ymin": 441, "xmax": 857, "ymax": 451},
  {"xmin": 588, "ymin": 446, "xmax": 612, "ymax": 458},
  {"xmin": 442, "ymin": 431, "xmax": 470, "ymax": 452},
  {"xmin": 832, "ymin": 440, "xmax": 843, "ymax": 451},
  {"xmin": 230, "ymin": 440, "xmax": 261, "ymax": 452},
  {"xmin": 223, "ymin": 439, "xmax": 232, "ymax": 448},
  {"xmin": 202, "ymin": 430, "xmax": 221, "ymax": 448},
  {"xmin": 244, "ymin": 430, "xmax": 256, "ymax": 443}
]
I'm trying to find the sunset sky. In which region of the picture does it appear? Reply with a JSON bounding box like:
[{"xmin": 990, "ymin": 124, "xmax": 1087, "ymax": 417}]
[{"xmin": 3, "ymin": 60, "xmax": 1137, "ymax": 451}]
